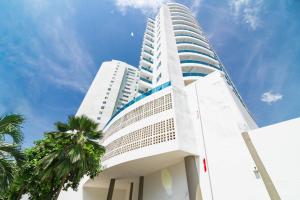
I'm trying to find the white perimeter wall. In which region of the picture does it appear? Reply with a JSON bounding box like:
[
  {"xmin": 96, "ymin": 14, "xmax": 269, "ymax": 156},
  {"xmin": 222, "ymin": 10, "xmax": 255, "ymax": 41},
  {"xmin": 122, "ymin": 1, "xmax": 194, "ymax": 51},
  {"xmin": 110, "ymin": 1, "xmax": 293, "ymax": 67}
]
[
  {"xmin": 185, "ymin": 72, "xmax": 269, "ymax": 199},
  {"xmin": 248, "ymin": 118, "xmax": 300, "ymax": 199},
  {"xmin": 143, "ymin": 161, "xmax": 189, "ymax": 200}
]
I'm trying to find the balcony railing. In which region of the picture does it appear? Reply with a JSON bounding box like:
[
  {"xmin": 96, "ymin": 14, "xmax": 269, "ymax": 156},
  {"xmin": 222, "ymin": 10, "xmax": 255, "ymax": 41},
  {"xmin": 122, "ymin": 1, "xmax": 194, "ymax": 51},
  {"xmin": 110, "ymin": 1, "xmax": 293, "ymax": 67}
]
[
  {"xmin": 182, "ymin": 72, "xmax": 207, "ymax": 77},
  {"xmin": 140, "ymin": 77, "xmax": 152, "ymax": 84},
  {"xmin": 180, "ymin": 60, "xmax": 221, "ymax": 70},
  {"xmin": 143, "ymin": 50, "xmax": 153, "ymax": 56},
  {"xmin": 141, "ymin": 66, "xmax": 153, "ymax": 73},
  {"xmin": 144, "ymin": 43, "xmax": 154, "ymax": 49},
  {"xmin": 173, "ymin": 27, "xmax": 202, "ymax": 36},
  {"xmin": 176, "ymin": 41, "xmax": 210, "ymax": 50},
  {"xmin": 142, "ymin": 57, "xmax": 153, "ymax": 64},
  {"xmin": 175, "ymin": 34, "xmax": 207, "ymax": 43},
  {"xmin": 178, "ymin": 49, "xmax": 216, "ymax": 60},
  {"xmin": 104, "ymin": 81, "xmax": 171, "ymax": 129}
]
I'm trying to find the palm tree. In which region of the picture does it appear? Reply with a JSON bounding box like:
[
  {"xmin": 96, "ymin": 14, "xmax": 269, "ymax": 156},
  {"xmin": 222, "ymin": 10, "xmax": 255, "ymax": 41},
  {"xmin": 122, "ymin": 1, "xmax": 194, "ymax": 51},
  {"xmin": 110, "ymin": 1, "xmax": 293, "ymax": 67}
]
[
  {"xmin": 0, "ymin": 114, "xmax": 24, "ymax": 192},
  {"xmin": 38, "ymin": 115, "xmax": 105, "ymax": 200}
]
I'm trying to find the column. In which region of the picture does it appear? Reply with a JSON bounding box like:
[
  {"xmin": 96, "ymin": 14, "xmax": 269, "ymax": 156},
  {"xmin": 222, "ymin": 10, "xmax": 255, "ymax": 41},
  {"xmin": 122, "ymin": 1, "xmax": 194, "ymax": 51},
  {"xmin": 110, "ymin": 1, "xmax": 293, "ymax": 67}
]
[
  {"xmin": 138, "ymin": 176, "xmax": 144, "ymax": 200},
  {"xmin": 184, "ymin": 156, "xmax": 203, "ymax": 200},
  {"xmin": 107, "ymin": 178, "xmax": 116, "ymax": 200}
]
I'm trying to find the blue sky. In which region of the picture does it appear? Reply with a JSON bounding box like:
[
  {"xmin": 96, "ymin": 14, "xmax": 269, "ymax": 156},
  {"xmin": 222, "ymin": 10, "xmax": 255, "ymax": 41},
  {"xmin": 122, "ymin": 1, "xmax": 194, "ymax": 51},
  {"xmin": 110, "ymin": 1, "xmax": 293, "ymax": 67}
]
[{"xmin": 0, "ymin": 0, "xmax": 299, "ymax": 147}]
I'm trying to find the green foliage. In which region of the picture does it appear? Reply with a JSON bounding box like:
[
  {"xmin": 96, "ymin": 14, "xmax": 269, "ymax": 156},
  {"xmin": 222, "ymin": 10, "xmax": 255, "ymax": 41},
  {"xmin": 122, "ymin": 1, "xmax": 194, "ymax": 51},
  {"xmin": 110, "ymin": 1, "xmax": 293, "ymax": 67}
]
[
  {"xmin": 0, "ymin": 114, "xmax": 24, "ymax": 195},
  {"xmin": 5, "ymin": 115, "xmax": 105, "ymax": 200}
]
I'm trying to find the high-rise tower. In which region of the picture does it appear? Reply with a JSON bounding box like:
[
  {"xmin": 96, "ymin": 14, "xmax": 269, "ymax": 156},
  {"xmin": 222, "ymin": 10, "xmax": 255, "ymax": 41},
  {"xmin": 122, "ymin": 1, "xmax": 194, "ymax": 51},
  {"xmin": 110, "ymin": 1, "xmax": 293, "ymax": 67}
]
[{"xmin": 58, "ymin": 2, "xmax": 290, "ymax": 200}]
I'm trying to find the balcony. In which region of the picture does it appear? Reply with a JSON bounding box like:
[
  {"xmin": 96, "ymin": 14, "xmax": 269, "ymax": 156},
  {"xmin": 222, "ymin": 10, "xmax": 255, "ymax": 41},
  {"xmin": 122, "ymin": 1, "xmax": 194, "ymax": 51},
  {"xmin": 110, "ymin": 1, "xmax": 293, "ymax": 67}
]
[
  {"xmin": 175, "ymin": 34, "xmax": 207, "ymax": 44},
  {"xmin": 144, "ymin": 43, "xmax": 154, "ymax": 49},
  {"xmin": 142, "ymin": 57, "xmax": 153, "ymax": 64},
  {"xmin": 176, "ymin": 40, "xmax": 210, "ymax": 49},
  {"xmin": 182, "ymin": 72, "xmax": 207, "ymax": 77},
  {"xmin": 140, "ymin": 77, "xmax": 152, "ymax": 84},
  {"xmin": 172, "ymin": 20, "xmax": 199, "ymax": 30},
  {"xmin": 143, "ymin": 50, "xmax": 153, "ymax": 56},
  {"xmin": 141, "ymin": 66, "xmax": 153, "ymax": 73},
  {"xmin": 173, "ymin": 27, "xmax": 202, "ymax": 36},
  {"xmin": 171, "ymin": 15, "xmax": 197, "ymax": 25},
  {"xmin": 180, "ymin": 60, "xmax": 221, "ymax": 70},
  {"xmin": 178, "ymin": 49, "xmax": 216, "ymax": 60}
]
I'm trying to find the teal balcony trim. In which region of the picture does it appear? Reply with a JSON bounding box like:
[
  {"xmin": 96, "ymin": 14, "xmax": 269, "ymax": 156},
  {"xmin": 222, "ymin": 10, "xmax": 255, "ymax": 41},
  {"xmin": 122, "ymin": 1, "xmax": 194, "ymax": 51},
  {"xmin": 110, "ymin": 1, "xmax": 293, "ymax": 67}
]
[
  {"xmin": 144, "ymin": 43, "xmax": 154, "ymax": 49},
  {"xmin": 142, "ymin": 57, "xmax": 153, "ymax": 64},
  {"xmin": 173, "ymin": 27, "xmax": 202, "ymax": 36},
  {"xmin": 140, "ymin": 77, "xmax": 152, "ymax": 84},
  {"xmin": 143, "ymin": 50, "xmax": 153, "ymax": 56},
  {"xmin": 175, "ymin": 34, "xmax": 207, "ymax": 43},
  {"xmin": 104, "ymin": 81, "xmax": 171, "ymax": 129},
  {"xmin": 178, "ymin": 49, "xmax": 216, "ymax": 60},
  {"xmin": 182, "ymin": 72, "xmax": 207, "ymax": 77},
  {"xmin": 180, "ymin": 60, "xmax": 221, "ymax": 70},
  {"xmin": 176, "ymin": 42, "xmax": 210, "ymax": 51},
  {"xmin": 141, "ymin": 66, "xmax": 153, "ymax": 73},
  {"xmin": 145, "ymin": 37, "xmax": 154, "ymax": 43}
]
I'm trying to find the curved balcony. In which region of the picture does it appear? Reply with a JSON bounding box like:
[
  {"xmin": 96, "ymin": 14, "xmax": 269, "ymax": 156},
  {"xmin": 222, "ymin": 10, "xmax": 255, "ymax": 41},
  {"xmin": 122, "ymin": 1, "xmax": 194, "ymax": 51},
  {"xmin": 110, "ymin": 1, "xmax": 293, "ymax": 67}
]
[
  {"xmin": 171, "ymin": 11, "xmax": 195, "ymax": 20},
  {"xmin": 174, "ymin": 29, "xmax": 205, "ymax": 41},
  {"xmin": 167, "ymin": 2, "xmax": 191, "ymax": 10},
  {"xmin": 169, "ymin": 9, "xmax": 191, "ymax": 17},
  {"xmin": 172, "ymin": 15, "xmax": 197, "ymax": 25},
  {"xmin": 180, "ymin": 60, "xmax": 221, "ymax": 74},
  {"xmin": 176, "ymin": 42, "xmax": 214, "ymax": 57},
  {"xmin": 175, "ymin": 34, "xmax": 208, "ymax": 46},
  {"xmin": 172, "ymin": 19, "xmax": 199, "ymax": 30},
  {"xmin": 169, "ymin": 6, "xmax": 191, "ymax": 14},
  {"xmin": 182, "ymin": 72, "xmax": 208, "ymax": 85},
  {"xmin": 178, "ymin": 49, "xmax": 218, "ymax": 64},
  {"xmin": 173, "ymin": 24, "xmax": 202, "ymax": 34}
]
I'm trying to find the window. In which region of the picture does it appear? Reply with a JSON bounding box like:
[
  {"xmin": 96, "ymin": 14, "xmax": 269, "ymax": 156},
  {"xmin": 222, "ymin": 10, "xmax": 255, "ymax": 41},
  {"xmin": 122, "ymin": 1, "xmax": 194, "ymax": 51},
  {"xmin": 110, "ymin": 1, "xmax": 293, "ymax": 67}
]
[
  {"xmin": 156, "ymin": 73, "xmax": 162, "ymax": 83},
  {"xmin": 103, "ymin": 101, "xmax": 106, "ymax": 104},
  {"xmin": 101, "ymin": 106, "xmax": 105, "ymax": 109},
  {"xmin": 157, "ymin": 61, "xmax": 161, "ymax": 70},
  {"xmin": 108, "ymin": 88, "xmax": 111, "ymax": 91}
]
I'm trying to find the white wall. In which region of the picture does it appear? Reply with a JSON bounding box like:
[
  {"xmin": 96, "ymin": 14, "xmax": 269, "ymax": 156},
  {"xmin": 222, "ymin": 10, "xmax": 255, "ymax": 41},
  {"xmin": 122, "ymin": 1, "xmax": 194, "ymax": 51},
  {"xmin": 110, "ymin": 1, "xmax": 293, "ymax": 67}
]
[
  {"xmin": 185, "ymin": 72, "xmax": 269, "ymax": 199},
  {"xmin": 248, "ymin": 118, "xmax": 300, "ymax": 199},
  {"xmin": 143, "ymin": 161, "xmax": 189, "ymax": 200}
]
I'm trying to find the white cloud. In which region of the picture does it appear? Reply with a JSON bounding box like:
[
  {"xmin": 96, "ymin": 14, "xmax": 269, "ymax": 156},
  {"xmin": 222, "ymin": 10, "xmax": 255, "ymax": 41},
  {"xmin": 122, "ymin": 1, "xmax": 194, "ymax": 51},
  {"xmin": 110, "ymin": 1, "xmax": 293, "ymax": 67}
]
[
  {"xmin": 115, "ymin": 0, "xmax": 168, "ymax": 15},
  {"xmin": 20, "ymin": 0, "xmax": 95, "ymax": 93},
  {"xmin": 131, "ymin": 32, "xmax": 134, "ymax": 37},
  {"xmin": 229, "ymin": 0, "xmax": 263, "ymax": 30},
  {"xmin": 261, "ymin": 91, "xmax": 283, "ymax": 104},
  {"xmin": 191, "ymin": 0, "xmax": 203, "ymax": 16}
]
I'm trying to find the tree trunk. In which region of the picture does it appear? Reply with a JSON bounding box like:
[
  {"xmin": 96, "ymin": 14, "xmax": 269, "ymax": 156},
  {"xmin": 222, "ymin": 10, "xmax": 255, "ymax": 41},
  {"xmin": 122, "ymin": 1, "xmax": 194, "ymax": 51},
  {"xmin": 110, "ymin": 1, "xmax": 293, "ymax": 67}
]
[{"xmin": 52, "ymin": 175, "xmax": 68, "ymax": 200}]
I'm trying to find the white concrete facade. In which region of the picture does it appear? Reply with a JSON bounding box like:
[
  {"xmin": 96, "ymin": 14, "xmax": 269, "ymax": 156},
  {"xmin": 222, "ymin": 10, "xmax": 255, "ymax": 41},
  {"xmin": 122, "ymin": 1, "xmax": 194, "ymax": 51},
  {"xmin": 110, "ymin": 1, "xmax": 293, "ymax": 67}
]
[
  {"xmin": 59, "ymin": 2, "xmax": 300, "ymax": 200},
  {"xmin": 76, "ymin": 60, "xmax": 139, "ymax": 130}
]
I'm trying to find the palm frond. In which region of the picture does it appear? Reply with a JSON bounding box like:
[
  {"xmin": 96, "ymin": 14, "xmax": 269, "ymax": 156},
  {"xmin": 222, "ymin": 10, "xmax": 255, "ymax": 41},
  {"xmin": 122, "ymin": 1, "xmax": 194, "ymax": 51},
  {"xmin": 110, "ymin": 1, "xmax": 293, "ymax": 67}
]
[
  {"xmin": 54, "ymin": 122, "xmax": 69, "ymax": 132},
  {"xmin": 0, "ymin": 114, "xmax": 24, "ymax": 144},
  {"xmin": 0, "ymin": 143, "xmax": 24, "ymax": 164},
  {"xmin": 0, "ymin": 157, "xmax": 15, "ymax": 191}
]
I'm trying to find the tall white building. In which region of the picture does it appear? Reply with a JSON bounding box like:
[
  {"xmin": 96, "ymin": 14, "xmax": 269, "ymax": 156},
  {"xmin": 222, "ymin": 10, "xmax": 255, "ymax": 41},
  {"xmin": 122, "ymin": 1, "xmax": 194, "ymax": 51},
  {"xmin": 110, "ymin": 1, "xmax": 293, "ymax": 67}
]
[
  {"xmin": 76, "ymin": 60, "xmax": 139, "ymax": 130},
  {"xmin": 59, "ymin": 2, "xmax": 300, "ymax": 200}
]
